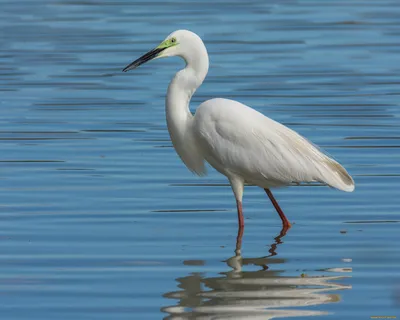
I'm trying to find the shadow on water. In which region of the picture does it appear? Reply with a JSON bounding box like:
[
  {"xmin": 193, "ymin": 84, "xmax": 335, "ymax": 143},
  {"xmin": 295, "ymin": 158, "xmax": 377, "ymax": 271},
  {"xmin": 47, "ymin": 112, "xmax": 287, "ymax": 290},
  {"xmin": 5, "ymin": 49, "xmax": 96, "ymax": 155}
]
[{"xmin": 162, "ymin": 227, "xmax": 351, "ymax": 319}]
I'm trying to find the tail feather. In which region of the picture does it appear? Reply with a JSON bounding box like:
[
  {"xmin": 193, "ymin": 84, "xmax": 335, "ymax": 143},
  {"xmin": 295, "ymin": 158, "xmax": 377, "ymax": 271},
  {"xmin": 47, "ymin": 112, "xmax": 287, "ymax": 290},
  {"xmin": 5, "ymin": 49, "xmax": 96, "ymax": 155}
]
[{"xmin": 319, "ymin": 157, "xmax": 355, "ymax": 192}]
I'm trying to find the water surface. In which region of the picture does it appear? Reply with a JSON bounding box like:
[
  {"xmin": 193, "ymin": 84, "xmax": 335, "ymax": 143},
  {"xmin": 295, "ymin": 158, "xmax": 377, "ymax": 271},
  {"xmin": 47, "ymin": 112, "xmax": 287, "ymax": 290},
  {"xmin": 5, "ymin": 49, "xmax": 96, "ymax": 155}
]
[{"xmin": 1, "ymin": 0, "xmax": 400, "ymax": 319}]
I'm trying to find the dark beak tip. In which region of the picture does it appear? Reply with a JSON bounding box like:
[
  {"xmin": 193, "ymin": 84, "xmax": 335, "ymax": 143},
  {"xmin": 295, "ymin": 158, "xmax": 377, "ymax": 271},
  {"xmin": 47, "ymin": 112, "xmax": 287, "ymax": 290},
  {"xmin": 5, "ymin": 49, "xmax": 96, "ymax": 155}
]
[
  {"xmin": 122, "ymin": 64, "xmax": 135, "ymax": 72},
  {"xmin": 122, "ymin": 47, "xmax": 166, "ymax": 74}
]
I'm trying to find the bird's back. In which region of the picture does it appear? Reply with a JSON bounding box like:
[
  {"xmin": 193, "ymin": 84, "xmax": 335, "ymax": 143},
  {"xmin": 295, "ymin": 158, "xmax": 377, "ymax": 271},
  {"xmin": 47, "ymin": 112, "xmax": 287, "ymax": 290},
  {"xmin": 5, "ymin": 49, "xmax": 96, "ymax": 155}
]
[{"xmin": 193, "ymin": 98, "xmax": 354, "ymax": 192}]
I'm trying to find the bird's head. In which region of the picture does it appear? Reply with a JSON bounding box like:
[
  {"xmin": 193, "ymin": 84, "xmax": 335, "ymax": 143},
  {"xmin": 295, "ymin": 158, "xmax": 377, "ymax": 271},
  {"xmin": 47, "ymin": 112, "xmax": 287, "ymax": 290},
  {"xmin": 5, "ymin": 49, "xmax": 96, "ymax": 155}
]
[{"xmin": 123, "ymin": 30, "xmax": 206, "ymax": 72}]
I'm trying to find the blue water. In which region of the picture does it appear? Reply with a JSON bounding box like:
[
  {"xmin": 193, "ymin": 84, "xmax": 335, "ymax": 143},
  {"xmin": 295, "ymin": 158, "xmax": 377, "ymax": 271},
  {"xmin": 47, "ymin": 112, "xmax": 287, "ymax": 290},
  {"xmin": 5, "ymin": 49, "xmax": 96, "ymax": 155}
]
[{"xmin": 1, "ymin": 0, "xmax": 400, "ymax": 319}]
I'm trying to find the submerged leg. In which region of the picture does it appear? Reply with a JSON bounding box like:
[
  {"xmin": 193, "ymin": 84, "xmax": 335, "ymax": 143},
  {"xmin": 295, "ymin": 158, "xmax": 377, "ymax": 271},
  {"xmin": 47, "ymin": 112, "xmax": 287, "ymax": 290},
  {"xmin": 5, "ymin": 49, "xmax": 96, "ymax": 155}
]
[
  {"xmin": 264, "ymin": 188, "xmax": 292, "ymax": 230},
  {"xmin": 236, "ymin": 200, "xmax": 244, "ymax": 228},
  {"xmin": 229, "ymin": 177, "xmax": 245, "ymax": 228},
  {"xmin": 235, "ymin": 221, "xmax": 244, "ymax": 256}
]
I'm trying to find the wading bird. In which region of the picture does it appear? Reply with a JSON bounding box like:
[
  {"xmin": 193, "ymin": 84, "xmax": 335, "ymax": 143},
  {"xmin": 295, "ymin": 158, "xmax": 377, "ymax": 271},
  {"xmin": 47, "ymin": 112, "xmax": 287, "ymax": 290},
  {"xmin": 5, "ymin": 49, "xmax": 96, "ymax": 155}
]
[{"xmin": 123, "ymin": 30, "xmax": 354, "ymax": 233}]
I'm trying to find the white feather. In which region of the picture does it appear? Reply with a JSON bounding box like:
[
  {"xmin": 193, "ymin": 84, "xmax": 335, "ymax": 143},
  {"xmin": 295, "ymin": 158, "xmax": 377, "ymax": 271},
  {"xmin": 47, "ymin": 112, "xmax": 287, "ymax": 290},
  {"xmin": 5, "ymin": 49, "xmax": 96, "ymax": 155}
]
[{"xmin": 194, "ymin": 98, "xmax": 354, "ymax": 192}]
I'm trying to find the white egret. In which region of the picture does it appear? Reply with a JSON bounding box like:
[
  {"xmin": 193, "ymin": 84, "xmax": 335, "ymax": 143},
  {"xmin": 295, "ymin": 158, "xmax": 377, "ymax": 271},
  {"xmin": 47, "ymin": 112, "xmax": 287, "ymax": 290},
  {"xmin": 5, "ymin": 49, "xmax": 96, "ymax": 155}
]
[{"xmin": 123, "ymin": 30, "xmax": 354, "ymax": 232}]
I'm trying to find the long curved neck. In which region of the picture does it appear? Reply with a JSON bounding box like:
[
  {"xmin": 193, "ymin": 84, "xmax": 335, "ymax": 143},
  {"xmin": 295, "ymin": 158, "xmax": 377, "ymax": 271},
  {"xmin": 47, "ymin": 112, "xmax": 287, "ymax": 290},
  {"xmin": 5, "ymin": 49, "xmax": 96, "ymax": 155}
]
[
  {"xmin": 165, "ymin": 42, "xmax": 209, "ymax": 174},
  {"xmin": 165, "ymin": 44, "xmax": 209, "ymax": 141}
]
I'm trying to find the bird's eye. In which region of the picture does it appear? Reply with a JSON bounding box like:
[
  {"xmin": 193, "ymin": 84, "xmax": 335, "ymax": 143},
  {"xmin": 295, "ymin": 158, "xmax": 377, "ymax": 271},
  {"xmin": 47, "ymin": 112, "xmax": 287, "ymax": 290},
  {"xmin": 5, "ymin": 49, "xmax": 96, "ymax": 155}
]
[{"xmin": 171, "ymin": 37, "xmax": 176, "ymax": 43}]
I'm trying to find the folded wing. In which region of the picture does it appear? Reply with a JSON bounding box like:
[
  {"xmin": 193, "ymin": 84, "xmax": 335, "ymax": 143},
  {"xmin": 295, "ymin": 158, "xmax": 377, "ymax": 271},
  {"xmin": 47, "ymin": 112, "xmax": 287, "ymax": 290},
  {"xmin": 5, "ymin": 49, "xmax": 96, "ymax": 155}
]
[{"xmin": 194, "ymin": 98, "xmax": 354, "ymax": 192}]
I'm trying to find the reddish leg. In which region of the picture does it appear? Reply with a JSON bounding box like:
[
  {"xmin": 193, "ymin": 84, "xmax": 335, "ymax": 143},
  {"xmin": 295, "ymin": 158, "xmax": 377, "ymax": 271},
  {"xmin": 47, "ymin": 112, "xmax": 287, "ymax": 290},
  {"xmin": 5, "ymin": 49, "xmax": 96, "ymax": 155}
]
[
  {"xmin": 235, "ymin": 224, "xmax": 244, "ymax": 255},
  {"xmin": 236, "ymin": 200, "xmax": 244, "ymax": 228},
  {"xmin": 264, "ymin": 188, "xmax": 292, "ymax": 230}
]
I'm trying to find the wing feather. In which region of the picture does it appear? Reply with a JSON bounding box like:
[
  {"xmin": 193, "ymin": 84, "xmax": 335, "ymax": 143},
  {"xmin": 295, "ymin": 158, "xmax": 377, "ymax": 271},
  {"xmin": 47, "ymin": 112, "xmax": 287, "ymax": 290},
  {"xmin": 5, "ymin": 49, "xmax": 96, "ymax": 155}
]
[{"xmin": 194, "ymin": 98, "xmax": 354, "ymax": 191}]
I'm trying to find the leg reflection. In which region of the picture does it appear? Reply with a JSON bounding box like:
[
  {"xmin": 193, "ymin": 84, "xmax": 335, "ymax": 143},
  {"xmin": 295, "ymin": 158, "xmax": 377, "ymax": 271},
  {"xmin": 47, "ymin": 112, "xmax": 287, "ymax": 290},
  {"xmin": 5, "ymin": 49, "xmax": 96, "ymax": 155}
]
[
  {"xmin": 228, "ymin": 225, "xmax": 290, "ymax": 273},
  {"xmin": 163, "ymin": 225, "xmax": 350, "ymax": 319},
  {"xmin": 267, "ymin": 226, "xmax": 289, "ymax": 258}
]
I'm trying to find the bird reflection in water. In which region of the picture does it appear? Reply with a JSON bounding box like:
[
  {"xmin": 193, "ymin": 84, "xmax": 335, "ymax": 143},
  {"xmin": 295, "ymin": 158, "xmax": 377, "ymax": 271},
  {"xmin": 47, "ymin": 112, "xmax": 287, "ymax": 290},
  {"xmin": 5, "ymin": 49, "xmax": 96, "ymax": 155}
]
[{"xmin": 162, "ymin": 227, "xmax": 351, "ymax": 319}]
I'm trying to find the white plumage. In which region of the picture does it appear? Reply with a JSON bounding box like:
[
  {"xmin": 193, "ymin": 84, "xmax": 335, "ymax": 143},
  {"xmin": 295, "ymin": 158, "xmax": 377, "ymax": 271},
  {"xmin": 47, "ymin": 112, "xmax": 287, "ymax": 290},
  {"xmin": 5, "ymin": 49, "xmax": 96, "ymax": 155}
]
[
  {"xmin": 194, "ymin": 98, "xmax": 354, "ymax": 192},
  {"xmin": 123, "ymin": 29, "xmax": 355, "ymax": 231}
]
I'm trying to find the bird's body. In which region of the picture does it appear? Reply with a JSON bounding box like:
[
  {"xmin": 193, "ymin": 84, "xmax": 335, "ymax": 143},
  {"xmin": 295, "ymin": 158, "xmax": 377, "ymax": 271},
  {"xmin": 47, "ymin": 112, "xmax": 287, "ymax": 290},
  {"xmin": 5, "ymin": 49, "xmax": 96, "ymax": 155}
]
[
  {"xmin": 123, "ymin": 30, "xmax": 354, "ymax": 232},
  {"xmin": 193, "ymin": 98, "xmax": 354, "ymax": 191}
]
